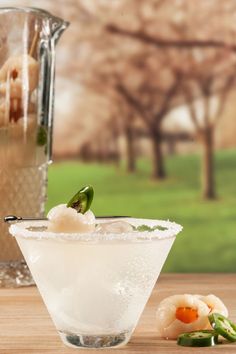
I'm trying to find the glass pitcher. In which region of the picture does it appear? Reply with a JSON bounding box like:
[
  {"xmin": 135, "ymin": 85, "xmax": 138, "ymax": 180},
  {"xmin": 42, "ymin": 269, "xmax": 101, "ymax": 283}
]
[{"xmin": 0, "ymin": 7, "xmax": 68, "ymax": 287}]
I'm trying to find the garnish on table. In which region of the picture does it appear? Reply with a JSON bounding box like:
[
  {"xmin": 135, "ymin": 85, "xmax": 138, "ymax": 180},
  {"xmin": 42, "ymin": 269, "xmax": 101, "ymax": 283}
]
[
  {"xmin": 67, "ymin": 185, "xmax": 94, "ymax": 214},
  {"xmin": 208, "ymin": 313, "xmax": 236, "ymax": 342},
  {"xmin": 156, "ymin": 293, "xmax": 230, "ymax": 347},
  {"xmin": 177, "ymin": 330, "xmax": 219, "ymax": 347},
  {"xmin": 177, "ymin": 313, "xmax": 236, "ymax": 347}
]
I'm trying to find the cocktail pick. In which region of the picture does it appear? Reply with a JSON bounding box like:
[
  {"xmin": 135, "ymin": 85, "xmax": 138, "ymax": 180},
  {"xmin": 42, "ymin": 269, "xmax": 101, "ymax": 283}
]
[
  {"xmin": 4, "ymin": 185, "xmax": 129, "ymax": 224},
  {"xmin": 4, "ymin": 215, "xmax": 46, "ymax": 223},
  {"xmin": 4, "ymin": 215, "xmax": 129, "ymax": 224}
]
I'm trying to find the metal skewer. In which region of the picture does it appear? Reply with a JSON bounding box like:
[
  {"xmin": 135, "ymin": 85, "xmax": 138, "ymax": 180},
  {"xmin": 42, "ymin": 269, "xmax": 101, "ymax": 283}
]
[
  {"xmin": 4, "ymin": 215, "xmax": 129, "ymax": 224},
  {"xmin": 4, "ymin": 215, "xmax": 46, "ymax": 223}
]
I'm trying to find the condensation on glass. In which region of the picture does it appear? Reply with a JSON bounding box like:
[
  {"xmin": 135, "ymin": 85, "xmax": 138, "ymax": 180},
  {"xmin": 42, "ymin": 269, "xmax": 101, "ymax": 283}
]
[{"xmin": 0, "ymin": 8, "xmax": 68, "ymax": 287}]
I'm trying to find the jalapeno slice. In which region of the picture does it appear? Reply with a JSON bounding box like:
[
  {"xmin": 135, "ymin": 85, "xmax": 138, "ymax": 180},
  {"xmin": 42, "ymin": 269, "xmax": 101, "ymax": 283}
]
[
  {"xmin": 37, "ymin": 125, "xmax": 47, "ymax": 146},
  {"xmin": 67, "ymin": 185, "xmax": 94, "ymax": 214},
  {"xmin": 177, "ymin": 330, "xmax": 219, "ymax": 347},
  {"xmin": 208, "ymin": 313, "xmax": 236, "ymax": 342}
]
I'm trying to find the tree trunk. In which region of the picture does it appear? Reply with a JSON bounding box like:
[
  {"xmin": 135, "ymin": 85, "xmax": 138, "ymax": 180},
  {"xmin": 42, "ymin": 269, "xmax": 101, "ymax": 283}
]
[
  {"xmin": 114, "ymin": 150, "xmax": 121, "ymax": 168},
  {"xmin": 112, "ymin": 133, "xmax": 121, "ymax": 168},
  {"xmin": 166, "ymin": 137, "xmax": 176, "ymax": 156},
  {"xmin": 200, "ymin": 128, "xmax": 216, "ymax": 199},
  {"xmin": 151, "ymin": 129, "xmax": 166, "ymax": 179},
  {"xmin": 125, "ymin": 126, "xmax": 136, "ymax": 173}
]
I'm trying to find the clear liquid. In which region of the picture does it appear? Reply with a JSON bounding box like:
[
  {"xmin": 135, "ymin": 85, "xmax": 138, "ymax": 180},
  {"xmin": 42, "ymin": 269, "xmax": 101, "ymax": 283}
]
[{"xmin": 16, "ymin": 233, "xmax": 174, "ymax": 336}]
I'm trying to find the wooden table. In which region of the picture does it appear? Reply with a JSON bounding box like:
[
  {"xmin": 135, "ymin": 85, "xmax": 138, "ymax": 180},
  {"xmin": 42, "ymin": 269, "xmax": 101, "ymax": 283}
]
[{"xmin": 0, "ymin": 274, "xmax": 236, "ymax": 354}]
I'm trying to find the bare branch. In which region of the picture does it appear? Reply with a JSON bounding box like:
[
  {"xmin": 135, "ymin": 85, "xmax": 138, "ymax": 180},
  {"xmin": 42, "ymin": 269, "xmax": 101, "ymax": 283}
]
[
  {"xmin": 156, "ymin": 73, "xmax": 183, "ymax": 121},
  {"xmin": 214, "ymin": 74, "xmax": 235, "ymax": 126},
  {"xmin": 183, "ymin": 84, "xmax": 201, "ymax": 131},
  {"xmin": 115, "ymin": 82, "xmax": 147, "ymax": 119},
  {"xmin": 106, "ymin": 24, "xmax": 236, "ymax": 52}
]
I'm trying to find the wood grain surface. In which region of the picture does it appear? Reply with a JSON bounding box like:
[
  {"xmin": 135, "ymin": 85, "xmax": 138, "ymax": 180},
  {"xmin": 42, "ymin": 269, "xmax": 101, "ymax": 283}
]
[{"xmin": 0, "ymin": 274, "xmax": 236, "ymax": 354}]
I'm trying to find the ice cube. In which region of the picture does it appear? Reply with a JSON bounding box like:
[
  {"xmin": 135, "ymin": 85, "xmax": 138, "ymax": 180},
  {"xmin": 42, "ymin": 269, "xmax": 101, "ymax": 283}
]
[{"xmin": 97, "ymin": 221, "xmax": 133, "ymax": 234}]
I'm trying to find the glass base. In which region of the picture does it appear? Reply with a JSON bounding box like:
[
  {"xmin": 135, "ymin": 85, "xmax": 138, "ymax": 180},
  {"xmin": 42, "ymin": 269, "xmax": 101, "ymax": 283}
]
[
  {"xmin": 59, "ymin": 330, "xmax": 131, "ymax": 349},
  {"xmin": 0, "ymin": 261, "xmax": 34, "ymax": 288}
]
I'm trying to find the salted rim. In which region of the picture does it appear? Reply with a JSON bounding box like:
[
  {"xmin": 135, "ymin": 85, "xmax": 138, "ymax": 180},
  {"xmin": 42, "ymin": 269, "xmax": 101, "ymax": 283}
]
[{"xmin": 9, "ymin": 218, "xmax": 183, "ymax": 243}]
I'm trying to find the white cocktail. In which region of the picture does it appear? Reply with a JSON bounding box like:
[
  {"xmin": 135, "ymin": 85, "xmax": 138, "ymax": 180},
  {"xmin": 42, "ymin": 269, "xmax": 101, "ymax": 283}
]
[{"xmin": 9, "ymin": 217, "xmax": 182, "ymax": 349}]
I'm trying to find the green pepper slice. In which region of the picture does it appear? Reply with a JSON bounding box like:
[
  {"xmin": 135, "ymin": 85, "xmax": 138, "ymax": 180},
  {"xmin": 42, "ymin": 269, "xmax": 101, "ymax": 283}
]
[
  {"xmin": 208, "ymin": 313, "xmax": 236, "ymax": 342},
  {"xmin": 135, "ymin": 224, "xmax": 168, "ymax": 232},
  {"xmin": 67, "ymin": 185, "xmax": 94, "ymax": 214},
  {"xmin": 37, "ymin": 126, "xmax": 47, "ymax": 146},
  {"xmin": 177, "ymin": 330, "xmax": 219, "ymax": 347}
]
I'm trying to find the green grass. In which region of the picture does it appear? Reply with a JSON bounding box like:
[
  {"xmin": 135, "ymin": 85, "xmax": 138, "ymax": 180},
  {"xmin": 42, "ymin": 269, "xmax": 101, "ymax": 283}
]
[{"xmin": 47, "ymin": 149, "xmax": 236, "ymax": 273}]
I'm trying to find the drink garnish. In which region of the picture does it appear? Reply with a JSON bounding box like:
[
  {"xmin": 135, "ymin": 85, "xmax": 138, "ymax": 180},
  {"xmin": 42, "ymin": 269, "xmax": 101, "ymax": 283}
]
[
  {"xmin": 37, "ymin": 126, "xmax": 47, "ymax": 146},
  {"xmin": 134, "ymin": 224, "xmax": 168, "ymax": 232},
  {"xmin": 67, "ymin": 185, "xmax": 94, "ymax": 214}
]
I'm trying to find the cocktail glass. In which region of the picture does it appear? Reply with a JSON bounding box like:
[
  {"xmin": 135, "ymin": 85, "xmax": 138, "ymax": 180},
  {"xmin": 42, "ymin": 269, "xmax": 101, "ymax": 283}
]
[
  {"xmin": 9, "ymin": 217, "xmax": 182, "ymax": 349},
  {"xmin": 0, "ymin": 8, "xmax": 68, "ymax": 287}
]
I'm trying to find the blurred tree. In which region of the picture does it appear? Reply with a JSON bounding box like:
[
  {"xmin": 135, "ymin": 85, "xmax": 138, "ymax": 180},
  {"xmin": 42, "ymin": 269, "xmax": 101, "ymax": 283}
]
[
  {"xmin": 103, "ymin": 0, "xmax": 236, "ymax": 195},
  {"xmin": 181, "ymin": 51, "xmax": 235, "ymax": 199},
  {"xmin": 80, "ymin": 81, "xmax": 138, "ymax": 172},
  {"xmin": 75, "ymin": 20, "xmax": 184, "ymax": 178},
  {"xmin": 124, "ymin": 113, "xmax": 136, "ymax": 173},
  {"xmin": 115, "ymin": 62, "xmax": 183, "ymax": 179},
  {"xmin": 111, "ymin": 100, "xmax": 138, "ymax": 173},
  {"xmin": 102, "ymin": 91, "xmax": 138, "ymax": 173},
  {"xmin": 105, "ymin": 0, "xmax": 236, "ymax": 53},
  {"xmin": 39, "ymin": 0, "xmax": 236, "ymax": 194}
]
